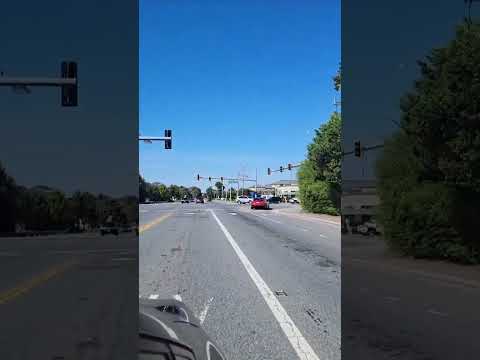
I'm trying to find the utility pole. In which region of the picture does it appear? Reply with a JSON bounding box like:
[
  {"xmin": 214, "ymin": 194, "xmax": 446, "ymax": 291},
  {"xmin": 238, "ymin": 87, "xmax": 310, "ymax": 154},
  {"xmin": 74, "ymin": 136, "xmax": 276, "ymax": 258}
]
[{"xmin": 255, "ymin": 168, "xmax": 258, "ymax": 194}]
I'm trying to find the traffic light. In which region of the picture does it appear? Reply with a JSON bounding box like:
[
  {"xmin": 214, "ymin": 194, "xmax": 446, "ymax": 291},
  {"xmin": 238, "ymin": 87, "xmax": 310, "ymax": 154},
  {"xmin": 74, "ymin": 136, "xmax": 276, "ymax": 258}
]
[
  {"xmin": 61, "ymin": 61, "xmax": 77, "ymax": 107},
  {"xmin": 197, "ymin": 174, "xmax": 200, "ymax": 181},
  {"xmin": 354, "ymin": 141, "xmax": 361, "ymax": 157},
  {"xmin": 267, "ymin": 168, "xmax": 271, "ymax": 175},
  {"xmin": 288, "ymin": 163, "xmax": 292, "ymax": 171},
  {"xmin": 209, "ymin": 177, "xmax": 211, "ymax": 181},
  {"xmin": 164, "ymin": 130, "xmax": 172, "ymax": 149},
  {"xmin": 220, "ymin": 177, "xmax": 224, "ymax": 182},
  {"xmin": 280, "ymin": 166, "xmax": 283, "ymax": 173}
]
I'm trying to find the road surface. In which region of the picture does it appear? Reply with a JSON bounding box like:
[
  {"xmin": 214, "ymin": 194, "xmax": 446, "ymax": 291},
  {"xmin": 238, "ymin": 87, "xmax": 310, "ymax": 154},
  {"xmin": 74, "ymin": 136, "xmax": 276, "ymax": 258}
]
[
  {"xmin": 139, "ymin": 200, "xmax": 341, "ymax": 360},
  {"xmin": 0, "ymin": 232, "xmax": 138, "ymax": 359},
  {"xmin": 343, "ymin": 234, "xmax": 480, "ymax": 359}
]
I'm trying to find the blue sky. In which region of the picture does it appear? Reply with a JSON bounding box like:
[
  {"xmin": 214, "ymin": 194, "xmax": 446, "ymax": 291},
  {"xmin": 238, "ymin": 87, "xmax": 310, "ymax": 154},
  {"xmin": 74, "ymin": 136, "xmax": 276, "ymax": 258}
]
[{"xmin": 140, "ymin": 0, "xmax": 340, "ymax": 191}]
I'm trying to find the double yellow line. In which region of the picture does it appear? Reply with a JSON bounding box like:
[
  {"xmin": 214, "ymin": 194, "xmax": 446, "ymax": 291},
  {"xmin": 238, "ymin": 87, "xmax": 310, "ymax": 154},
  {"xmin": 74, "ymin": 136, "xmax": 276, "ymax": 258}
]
[
  {"xmin": 139, "ymin": 213, "xmax": 172, "ymax": 234},
  {"xmin": 0, "ymin": 259, "xmax": 77, "ymax": 305}
]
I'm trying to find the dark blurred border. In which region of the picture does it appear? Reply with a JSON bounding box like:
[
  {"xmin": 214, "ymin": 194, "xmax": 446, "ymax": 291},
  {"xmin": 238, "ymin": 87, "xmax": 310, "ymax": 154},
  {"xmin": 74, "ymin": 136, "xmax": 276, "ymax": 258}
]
[
  {"xmin": 342, "ymin": 1, "xmax": 480, "ymax": 359},
  {"xmin": 0, "ymin": 1, "xmax": 138, "ymax": 358}
]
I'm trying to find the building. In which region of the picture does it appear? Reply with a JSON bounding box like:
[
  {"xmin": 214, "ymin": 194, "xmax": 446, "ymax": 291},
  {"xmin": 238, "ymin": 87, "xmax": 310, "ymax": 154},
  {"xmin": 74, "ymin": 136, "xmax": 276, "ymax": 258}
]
[
  {"xmin": 267, "ymin": 180, "xmax": 299, "ymax": 199},
  {"xmin": 247, "ymin": 185, "xmax": 275, "ymax": 196},
  {"xmin": 341, "ymin": 179, "xmax": 379, "ymax": 231}
]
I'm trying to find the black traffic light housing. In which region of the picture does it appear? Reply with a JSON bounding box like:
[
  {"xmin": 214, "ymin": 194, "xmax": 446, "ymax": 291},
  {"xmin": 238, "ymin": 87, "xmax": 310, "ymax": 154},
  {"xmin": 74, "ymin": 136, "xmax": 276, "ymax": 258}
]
[
  {"xmin": 165, "ymin": 129, "xmax": 172, "ymax": 149},
  {"xmin": 209, "ymin": 177, "xmax": 211, "ymax": 181},
  {"xmin": 220, "ymin": 177, "xmax": 224, "ymax": 182},
  {"xmin": 197, "ymin": 174, "xmax": 200, "ymax": 181},
  {"xmin": 267, "ymin": 168, "xmax": 271, "ymax": 175},
  {"xmin": 280, "ymin": 166, "xmax": 283, "ymax": 173},
  {"xmin": 288, "ymin": 163, "xmax": 292, "ymax": 171},
  {"xmin": 61, "ymin": 61, "xmax": 77, "ymax": 107},
  {"xmin": 354, "ymin": 141, "xmax": 361, "ymax": 157}
]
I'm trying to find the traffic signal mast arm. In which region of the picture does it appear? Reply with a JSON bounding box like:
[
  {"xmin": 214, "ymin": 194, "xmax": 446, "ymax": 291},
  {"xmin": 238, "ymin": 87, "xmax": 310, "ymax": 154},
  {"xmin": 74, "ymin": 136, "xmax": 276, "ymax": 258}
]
[
  {"xmin": 0, "ymin": 61, "xmax": 78, "ymax": 106},
  {"xmin": 196, "ymin": 175, "xmax": 256, "ymax": 182},
  {"xmin": 267, "ymin": 163, "xmax": 301, "ymax": 175},
  {"xmin": 343, "ymin": 142, "xmax": 384, "ymax": 157},
  {"xmin": 139, "ymin": 129, "xmax": 172, "ymax": 149}
]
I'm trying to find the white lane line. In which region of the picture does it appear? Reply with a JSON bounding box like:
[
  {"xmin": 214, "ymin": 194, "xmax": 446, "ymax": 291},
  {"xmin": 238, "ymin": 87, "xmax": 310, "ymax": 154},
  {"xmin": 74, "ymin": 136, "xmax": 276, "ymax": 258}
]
[
  {"xmin": 173, "ymin": 294, "xmax": 182, "ymax": 301},
  {"xmin": 148, "ymin": 294, "xmax": 159, "ymax": 300},
  {"xmin": 199, "ymin": 297, "xmax": 214, "ymax": 325},
  {"xmin": 209, "ymin": 209, "xmax": 319, "ymax": 360},
  {"xmin": 427, "ymin": 309, "xmax": 448, "ymax": 317},
  {"xmin": 229, "ymin": 212, "xmax": 237, "ymax": 216}
]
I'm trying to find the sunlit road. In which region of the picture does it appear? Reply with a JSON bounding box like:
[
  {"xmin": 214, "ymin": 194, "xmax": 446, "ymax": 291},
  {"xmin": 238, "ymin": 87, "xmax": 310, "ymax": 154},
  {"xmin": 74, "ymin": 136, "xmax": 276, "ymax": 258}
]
[
  {"xmin": 139, "ymin": 201, "xmax": 341, "ymax": 360},
  {"xmin": 0, "ymin": 232, "xmax": 138, "ymax": 359}
]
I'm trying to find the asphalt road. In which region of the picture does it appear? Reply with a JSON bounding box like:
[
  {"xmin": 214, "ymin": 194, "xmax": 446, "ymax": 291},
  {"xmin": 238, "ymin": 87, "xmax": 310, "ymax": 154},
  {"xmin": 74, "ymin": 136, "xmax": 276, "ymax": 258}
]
[
  {"xmin": 0, "ymin": 232, "xmax": 138, "ymax": 359},
  {"xmin": 343, "ymin": 234, "xmax": 480, "ymax": 360},
  {"xmin": 139, "ymin": 200, "xmax": 341, "ymax": 360}
]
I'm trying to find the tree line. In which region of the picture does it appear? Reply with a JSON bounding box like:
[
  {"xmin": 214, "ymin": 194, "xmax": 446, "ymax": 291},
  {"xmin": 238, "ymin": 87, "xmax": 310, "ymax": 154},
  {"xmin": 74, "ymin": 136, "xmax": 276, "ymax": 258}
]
[
  {"xmin": 0, "ymin": 162, "xmax": 137, "ymax": 233},
  {"xmin": 139, "ymin": 176, "xmax": 202, "ymax": 203}
]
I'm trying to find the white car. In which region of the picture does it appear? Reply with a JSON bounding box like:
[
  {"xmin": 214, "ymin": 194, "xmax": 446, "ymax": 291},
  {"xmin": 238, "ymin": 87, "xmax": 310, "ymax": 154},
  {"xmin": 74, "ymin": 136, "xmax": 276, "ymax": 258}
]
[
  {"xmin": 289, "ymin": 197, "xmax": 300, "ymax": 204},
  {"xmin": 236, "ymin": 195, "xmax": 251, "ymax": 204}
]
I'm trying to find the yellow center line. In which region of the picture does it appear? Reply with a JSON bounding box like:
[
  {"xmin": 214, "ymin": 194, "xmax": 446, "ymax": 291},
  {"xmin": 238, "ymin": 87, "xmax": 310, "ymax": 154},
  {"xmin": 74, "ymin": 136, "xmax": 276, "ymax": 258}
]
[
  {"xmin": 0, "ymin": 259, "xmax": 77, "ymax": 305},
  {"xmin": 139, "ymin": 213, "xmax": 172, "ymax": 234}
]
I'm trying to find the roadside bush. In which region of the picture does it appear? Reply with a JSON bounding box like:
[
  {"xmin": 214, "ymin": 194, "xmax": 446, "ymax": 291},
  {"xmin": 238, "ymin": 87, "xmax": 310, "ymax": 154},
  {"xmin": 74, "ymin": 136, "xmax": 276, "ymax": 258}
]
[
  {"xmin": 378, "ymin": 181, "xmax": 479, "ymax": 264},
  {"xmin": 299, "ymin": 180, "xmax": 338, "ymax": 215}
]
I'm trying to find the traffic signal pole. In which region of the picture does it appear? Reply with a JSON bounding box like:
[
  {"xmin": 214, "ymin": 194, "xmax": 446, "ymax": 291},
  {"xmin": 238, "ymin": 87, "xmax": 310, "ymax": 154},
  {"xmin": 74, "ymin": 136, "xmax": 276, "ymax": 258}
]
[
  {"xmin": 0, "ymin": 61, "xmax": 78, "ymax": 106},
  {"xmin": 139, "ymin": 129, "xmax": 172, "ymax": 149}
]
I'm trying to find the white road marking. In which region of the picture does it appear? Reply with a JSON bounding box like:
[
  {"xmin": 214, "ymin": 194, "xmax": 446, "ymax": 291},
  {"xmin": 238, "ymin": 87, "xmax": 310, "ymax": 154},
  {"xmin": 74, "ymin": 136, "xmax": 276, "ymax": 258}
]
[
  {"xmin": 148, "ymin": 294, "xmax": 159, "ymax": 300},
  {"xmin": 173, "ymin": 294, "xmax": 182, "ymax": 301},
  {"xmin": 427, "ymin": 309, "xmax": 448, "ymax": 317},
  {"xmin": 229, "ymin": 212, "xmax": 237, "ymax": 215},
  {"xmin": 384, "ymin": 296, "xmax": 400, "ymax": 302},
  {"xmin": 199, "ymin": 297, "xmax": 214, "ymax": 324},
  {"xmin": 140, "ymin": 210, "xmax": 148, "ymax": 213},
  {"xmin": 184, "ymin": 212, "xmax": 196, "ymax": 215},
  {"xmin": 209, "ymin": 209, "xmax": 320, "ymax": 360},
  {"xmin": 319, "ymin": 234, "xmax": 326, "ymax": 238}
]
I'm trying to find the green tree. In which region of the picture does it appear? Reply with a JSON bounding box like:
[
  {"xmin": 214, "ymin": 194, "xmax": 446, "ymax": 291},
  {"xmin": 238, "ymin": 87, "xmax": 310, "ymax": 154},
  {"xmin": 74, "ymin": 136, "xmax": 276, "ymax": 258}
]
[
  {"xmin": 215, "ymin": 182, "xmax": 223, "ymax": 198},
  {"xmin": 139, "ymin": 175, "xmax": 147, "ymax": 203},
  {"xmin": 376, "ymin": 21, "xmax": 480, "ymax": 263},
  {"xmin": 298, "ymin": 112, "xmax": 342, "ymax": 214},
  {"xmin": 206, "ymin": 187, "xmax": 215, "ymax": 201},
  {"xmin": 189, "ymin": 186, "xmax": 202, "ymax": 199},
  {"xmin": 333, "ymin": 64, "xmax": 341, "ymax": 91},
  {"xmin": 0, "ymin": 162, "xmax": 18, "ymax": 232},
  {"xmin": 168, "ymin": 185, "xmax": 180, "ymax": 200}
]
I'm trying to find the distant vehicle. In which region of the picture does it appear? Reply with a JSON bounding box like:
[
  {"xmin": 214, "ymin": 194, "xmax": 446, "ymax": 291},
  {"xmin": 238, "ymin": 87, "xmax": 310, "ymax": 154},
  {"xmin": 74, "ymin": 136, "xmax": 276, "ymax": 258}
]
[
  {"xmin": 268, "ymin": 196, "xmax": 281, "ymax": 204},
  {"xmin": 181, "ymin": 199, "xmax": 189, "ymax": 203},
  {"xmin": 289, "ymin": 197, "xmax": 300, "ymax": 204},
  {"xmin": 195, "ymin": 198, "xmax": 204, "ymax": 204},
  {"xmin": 251, "ymin": 197, "xmax": 269, "ymax": 210},
  {"xmin": 237, "ymin": 195, "xmax": 250, "ymax": 204},
  {"xmin": 100, "ymin": 225, "xmax": 119, "ymax": 236},
  {"xmin": 358, "ymin": 219, "xmax": 378, "ymax": 235}
]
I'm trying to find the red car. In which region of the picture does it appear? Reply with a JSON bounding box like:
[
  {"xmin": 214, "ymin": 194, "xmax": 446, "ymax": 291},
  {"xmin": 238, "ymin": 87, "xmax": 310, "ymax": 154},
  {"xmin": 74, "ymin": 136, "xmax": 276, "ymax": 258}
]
[{"xmin": 251, "ymin": 197, "xmax": 269, "ymax": 210}]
